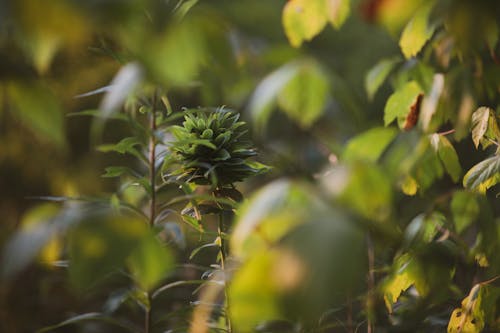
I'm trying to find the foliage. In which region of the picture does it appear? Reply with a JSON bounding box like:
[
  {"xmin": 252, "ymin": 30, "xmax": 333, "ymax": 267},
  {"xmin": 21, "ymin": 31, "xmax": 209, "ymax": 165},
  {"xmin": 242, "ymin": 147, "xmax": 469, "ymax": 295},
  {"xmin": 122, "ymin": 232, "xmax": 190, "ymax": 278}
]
[{"xmin": 1, "ymin": 0, "xmax": 500, "ymax": 333}]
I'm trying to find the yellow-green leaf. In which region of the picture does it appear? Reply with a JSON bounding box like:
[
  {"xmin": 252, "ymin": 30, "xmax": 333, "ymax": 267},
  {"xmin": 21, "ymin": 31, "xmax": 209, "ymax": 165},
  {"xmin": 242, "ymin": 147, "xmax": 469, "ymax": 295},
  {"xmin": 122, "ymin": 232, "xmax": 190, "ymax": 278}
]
[
  {"xmin": 283, "ymin": 0, "xmax": 328, "ymax": 47},
  {"xmin": 399, "ymin": 4, "xmax": 436, "ymax": 59},
  {"xmin": 384, "ymin": 81, "xmax": 423, "ymax": 127},
  {"xmin": 343, "ymin": 127, "xmax": 398, "ymax": 163},
  {"xmin": 326, "ymin": 0, "xmax": 350, "ymax": 29}
]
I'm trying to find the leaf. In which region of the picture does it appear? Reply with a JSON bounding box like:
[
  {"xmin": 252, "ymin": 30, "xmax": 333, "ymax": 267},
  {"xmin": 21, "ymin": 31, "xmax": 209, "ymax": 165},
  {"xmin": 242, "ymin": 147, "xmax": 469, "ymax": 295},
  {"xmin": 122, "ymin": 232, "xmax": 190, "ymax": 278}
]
[
  {"xmin": 37, "ymin": 312, "xmax": 137, "ymax": 333},
  {"xmin": 399, "ymin": 4, "xmax": 436, "ymax": 59},
  {"xmin": 102, "ymin": 166, "xmax": 141, "ymax": 178},
  {"xmin": 0, "ymin": 204, "xmax": 60, "ymax": 279},
  {"xmin": 282, "ymin": 0, "xmax": 328, "ymax": 47},
  {"xmin": 6, "ymin": 81, "xmax": 65, "ymax": 147},
  {"xmin": 336, "ymin": 162, "xmax": 393, "ymax": 221},
  {"xmin": 343, "ymin": 127, "xmax": 398, "ymax": 163},
  {"xmin": 383, "ymin": 258, "xmax": 415, "ymax": 312},
  {"xmin": 189, "ymin": 242, "xmax": 219, "ymax": 260},
  {"xmin": 471, "ymin": 107, "xmax": 500, "ymax": 149},
  {"xmin": 97, "ymin": 137, "xmax": 141, "ymax": 154},
  {"xmin": 127, "ymin": 233, "xmax": 174, "ymax": 291},
  {"xmin": 384, "ymin": 81, "xmax": 423, "ymax": 128},
  {"xmin": 231, "ymin": 180, "xmax": 325, "ymax": 259},
  {"xmin": 365, "ymin": 57, "xmax": 400, "ymax": 100},
  {"xmin": 447, "ymin": 284, "xmax": 500, "ymax": 333},
  {"xmin": 100, "ymin": 62, "xmax": 144, "ymax": 115},
  {"xmin": 142, "ymin": 17, "xmax": 208, "ymax": 85},
  {"xmin": 277, "ymin": 60, "xmax": 329, "ymax": 128},
  {"xmin": 451, "ymin": 191, "xmax": 479, "ymax": 234},
  {"xmin": 248, "ymin": 63, "xmax": 299, "ymax": 131},
  {"xmin": 463, "ymin": 155, "xmax": 500, "ymax": 193},
  {"xmin": 420, "ymin": 74, "xmax": 445, "ymax": 132},
  {"xmin": 229, "ymin": 250, "xmax": 283, "ymax": 332},
  {"xmin": 326, "ymin": 0, "xmax": 350, "ymax": 29},
  {"xmin": 430, "ymin": 134, "xmax": 462, "ymax": 182}
]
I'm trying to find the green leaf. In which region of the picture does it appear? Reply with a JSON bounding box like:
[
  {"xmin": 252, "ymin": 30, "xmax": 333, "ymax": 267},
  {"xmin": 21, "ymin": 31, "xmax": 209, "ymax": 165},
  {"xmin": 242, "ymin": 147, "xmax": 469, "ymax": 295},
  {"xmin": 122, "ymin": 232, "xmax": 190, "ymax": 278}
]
[
  {"xmin": 142, "ymin": 17, "xmax": 208, "ymax": 85},
  {"xmin": 463, "ymin": 155, "xmax": 500, "ymax": 193},
  {"xmin": 451, "ymin": 191, "xmax": 479, "ymax": 234},
  {"xmin": 365, "ymin": 57, "xmax": 400, "ymax": 100},
  {"xmin": 277, "ymin": 60, "xmax": 329, "ymax": 128},
  {"xmin": 102, "ymin": 166, "xmax": 141, "ymax": 178},
  {"xmin": 399, "ymin": 4, "xmax": 436, "ymax": 59},
  {"xmin": 343, "ymin": 127, "xmax": 398, "ymax": 163},
  {"xmin": 282, "ymin": 0, "xmax": 328, "ymax": 47},
  {"xmin": 430, "ymin": 134, "xmax": 462, "ymax": 182},
  {"xmin": 471, "ymin": 107, "xmax": 500, "ymax": 149},
  {"xmin": 249, "ymin": 63, "xmax": 299, "ymax": 131},
  {"xmin": 326, "ymin": 0, "xmax": 350, "ymax": 29},
  {"xmin": 384, "ymin": 81, "xmax": 423, "ymax": 127},
  {"xmin": 97, "ymin": 137, "xmax": 141, "ymax": 154},
  {"xmin": 6, "ymin": 81, "xmax": 64, "ymax": 147},
  {"xmin": 127, "ymin": 233, "xmax": 174, "ymax": 291}
]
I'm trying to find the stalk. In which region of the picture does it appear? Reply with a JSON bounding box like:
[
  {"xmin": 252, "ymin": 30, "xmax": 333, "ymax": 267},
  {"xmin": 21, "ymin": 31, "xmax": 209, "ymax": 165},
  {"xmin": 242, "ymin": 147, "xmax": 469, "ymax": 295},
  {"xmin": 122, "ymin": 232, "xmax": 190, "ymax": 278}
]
[
  {"xmin": 218, "ymin": 208, "xmax": 232, "ymax": 333},
  {"xmin": 149, "ymin": 93, "xmax": 157, "ymax": 228}
]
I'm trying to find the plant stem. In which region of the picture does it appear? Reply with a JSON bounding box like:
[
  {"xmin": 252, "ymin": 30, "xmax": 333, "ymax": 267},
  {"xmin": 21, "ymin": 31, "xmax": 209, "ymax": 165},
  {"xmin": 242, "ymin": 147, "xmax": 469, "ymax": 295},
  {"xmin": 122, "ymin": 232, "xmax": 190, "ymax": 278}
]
[
  {"xmin": 144, "ymin": 292, "xmax": 152, "ymax": 333},
  {"xmin": 149, "ymin": 93, "xmax": 157, "ymax": 228},
  {"xmin": 366, "ymin": 233, "xmax": 375, "ymax": 333},
  {"xmin": 218, "ymin": 210, "xmax": 232, "ymax": 333}
]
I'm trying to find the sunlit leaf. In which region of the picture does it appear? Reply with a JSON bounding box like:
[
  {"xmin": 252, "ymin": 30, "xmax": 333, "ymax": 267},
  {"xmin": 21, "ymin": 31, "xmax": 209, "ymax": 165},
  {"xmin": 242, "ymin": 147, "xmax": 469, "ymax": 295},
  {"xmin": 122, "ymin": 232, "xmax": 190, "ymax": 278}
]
[
  {"xmin": 343, "ymin": 127, "xmax": 398, "ymax": 163},
  {"xmin": 384, "ymin": 81, "xmax": 423, "ymax": 128},
  {"xmin": 463, "ymin": 155, "xmax": 500, "ymax": 193},
  {"xmin": 383, "ymin": 254, "xmax": 417, "ymax": 312},
  {"xmin": 471, "ymin": 107, "xmax": 500, "ymax": 150},
  {"xmin": 6, "ymin": 81, "xmax": 65, "ymax": 147},
  {"xmin": 282, "ymin": 0, "xmax": 328, "ymax": 47},
  {"xmin": 447, "ymin": 284, "xmax": 500, "ymax": 333},
  {"xmin": 399, "ymin": 3, "xmax": 436, "ymax": 59},
  {"xmin": 277, "ymin": 60, "xmax": 329, "ymax": 128},
  {"xmin": 326, "ymin": 0, "xmax": 351, "ymax": 29},
  {"xmin": 229, "ymin": 250, "xmax": 283, "ymax": 332},
  {"xmin": 451, "ymin": 191, "xmax": 479, "ymax": 233},
  {"xmin": 365, "ymin": 57, "xmax": 400, "ymax": 100}
]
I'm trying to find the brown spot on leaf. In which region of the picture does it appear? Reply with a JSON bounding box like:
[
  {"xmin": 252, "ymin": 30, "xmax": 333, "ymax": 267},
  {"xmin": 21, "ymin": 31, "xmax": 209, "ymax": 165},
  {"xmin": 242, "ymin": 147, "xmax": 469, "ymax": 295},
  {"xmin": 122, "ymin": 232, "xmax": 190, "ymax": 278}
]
[
  {"xmin": 456, "ymin": 311, "xmax": 462, "ymax": 317},
  {"xmin": 403, "ymin": 93, "xmax": 424, "ymax": 131}
]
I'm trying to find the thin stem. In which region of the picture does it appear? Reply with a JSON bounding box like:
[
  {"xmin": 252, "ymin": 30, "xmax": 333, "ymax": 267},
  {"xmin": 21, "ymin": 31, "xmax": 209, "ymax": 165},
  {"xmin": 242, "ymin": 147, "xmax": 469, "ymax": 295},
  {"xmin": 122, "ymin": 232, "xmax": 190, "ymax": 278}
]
[
  {"xmin": 149, "ymin": 92, "xmax": 158, "ymax": 228},
  {"xmin": 218, "ymin": 211, "xmax": 232, "ymax": 333},
  {"xmin": 366, "ymin": 233, "xmax": 375, "ymax": 333},
  {"xmin": 144, "ymin": 292, "xmax": 152, "ymax": 333},
  {"xmin": 438, "ymin": 128, "xmax": 455, "ymax": 136}
]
